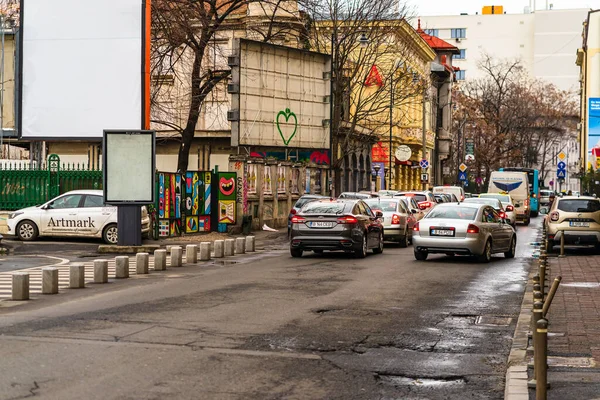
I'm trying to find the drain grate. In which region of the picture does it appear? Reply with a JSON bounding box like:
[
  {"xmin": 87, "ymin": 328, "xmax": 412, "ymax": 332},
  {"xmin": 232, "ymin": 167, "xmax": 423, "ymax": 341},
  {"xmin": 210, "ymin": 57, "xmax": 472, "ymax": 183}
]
[{"xmin": 475, "ymin": 316, "xmax": 513, "ymax": 326}]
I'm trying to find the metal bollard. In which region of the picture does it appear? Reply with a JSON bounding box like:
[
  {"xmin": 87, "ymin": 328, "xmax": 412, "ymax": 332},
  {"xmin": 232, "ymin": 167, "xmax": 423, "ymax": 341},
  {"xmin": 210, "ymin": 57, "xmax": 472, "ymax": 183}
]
[
  {"xmin": 94, "ymin": 260, "xmax": 109, "ymax": 283},
  {"xmin": 154, "ymin": 249, "xmax": 167, "ymax": 271},
  {"xmin": 12, "ymin": 272, "xmax": 30, "ymax": 300},
  {"xmin": 235, "ymin": 237, "xmax": 246, "ymax": 254},
  {"xmin": 532, "ymin": 274, "xmax": 540, "ymax": 303},
  {"xmin": 69, "ymin": 263, "xmax": 86, "ymax": 288},
  {"xmin": 186, "ymin": 245, "xmax": 198, "ymax": 264},
  {"xmin": 535, "ymin": 319, "xmax": 549, "ymax": 399},
  {"xmin": 543, "ymin": 276, "xmax": 562, "ymax": 317},
  {"xmin": 199, "ymin": 242, "xmax": 211, "ymax": 261},
  {"xmin": 42, "ymin": 267, "xmax": 59, "ymax": 294},
  {"xmin": 559, "ymin": 231, "xmax": 566, "ymax": 257},
  {"xmin": 214, "ymin": 240, "xmax": 224, "ymax": 258},
  {"xmin": 224, "ymin": 239, "xmax": 235, "ymax": 256},
  {"xmin": 170, "ymin": 246, "xmax": 183, "ymax": 267},
  {"xmin": 539, "ymin": 263, "xmax": 546, "ymax": 298},
  {"xmin": 115, "ymin": 256, "xmax": 130, "ymax": 278},
  {"xmin": 136, "ymin": 253, "xmax": 149, "ymax": 274},
  {"xmin": 531, "ymin": 294, "xmax": 543, "ymax": 335},
  {"xmin": 246, "ymin": 236, "xmax": 256, "ymax": 252}
]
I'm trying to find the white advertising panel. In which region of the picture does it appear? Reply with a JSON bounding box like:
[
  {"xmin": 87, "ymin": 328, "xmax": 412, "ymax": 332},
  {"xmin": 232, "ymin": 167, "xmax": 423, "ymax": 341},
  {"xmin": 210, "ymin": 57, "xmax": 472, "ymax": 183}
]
[
  {"xmin": 103, "ymin": 131, "xmax": 155, "ymax": 204},
  {"xmin": 230, "ymin": 39, "xmax": 331, "ymax": 149},
  {"xmin": 20, "ymin": 0, "xmax": 144, "ymax": 139}
]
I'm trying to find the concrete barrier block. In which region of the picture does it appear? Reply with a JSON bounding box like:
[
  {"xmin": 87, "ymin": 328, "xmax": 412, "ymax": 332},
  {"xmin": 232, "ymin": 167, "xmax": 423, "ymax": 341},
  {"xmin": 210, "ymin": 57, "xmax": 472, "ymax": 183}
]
[
  {"xmin": 171, "ymin": 246, "xmax": 183, "ymax": 267},
  {"xmin": 94, "ymin": 260, "xmax": 109, "ymax": 283},
  {"xmin": 214, "ymin": 240, "xmax": 224, "ymax": 258},
  {"xmin": 42, "ymin": 267, "xmax": 59, "ymax": 294},
  {"xmin": 154, "ymin": 249, "xmax": 167, "ymax": 271},
  {"xmin": 136, "ymin": 253, "xmax": 149, "ymax": 275},
  {"xmin": 115, "ymin": 256, "xmax": 130, "ymax": 279},
  {"xmin": 200, "ymin": 242, "xmax": 211, "ymax": 261},
  {"xmin": 246, "ymin": 236, "xmax": 256, "ymax": 252},
  {"xmin": 12, "ymin": 272, "xmax": 29, "ymax": 300},
  {"xmin": 186, "ymin": 245, "xmax": 198, "ymax": 264},
  {"xmin": 235, "ymin": 237, "xmax": 246, "ymax": 254},
  {"xmin": 224, "ymin": 239, "xmax": 235, "ymax": 256},
  {"xmin": 69, "ymin": 263, "xmax": 86, "ymax": 288}
]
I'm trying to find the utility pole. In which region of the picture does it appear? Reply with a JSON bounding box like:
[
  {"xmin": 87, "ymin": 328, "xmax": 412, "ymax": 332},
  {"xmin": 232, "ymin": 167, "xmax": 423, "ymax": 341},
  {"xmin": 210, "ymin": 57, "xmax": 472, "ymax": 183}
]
[
  {"xmin": 389, "ymin": 73, "xmax": 393, "ymax": 190},
  {"xmin": 0, "ymin": 14, "xmax": 4, "ymax": 160}
]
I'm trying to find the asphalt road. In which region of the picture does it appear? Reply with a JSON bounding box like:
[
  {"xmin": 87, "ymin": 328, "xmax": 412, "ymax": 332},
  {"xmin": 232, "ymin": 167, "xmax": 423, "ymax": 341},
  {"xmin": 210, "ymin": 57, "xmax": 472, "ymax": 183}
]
[{"xmin": 0, "ymin": 220, "xmax": 541, "ymax": 400}]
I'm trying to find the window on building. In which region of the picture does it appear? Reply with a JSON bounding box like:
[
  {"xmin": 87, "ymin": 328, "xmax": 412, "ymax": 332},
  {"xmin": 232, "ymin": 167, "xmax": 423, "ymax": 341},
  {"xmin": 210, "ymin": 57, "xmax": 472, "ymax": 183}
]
[
  {"xmin": 424, "ymin": 29, "xmax": 438, "ymax": 37},
  {"xmin": 455, "ymin": 70, "xmax": 466, "ymax": 80},
  {"xmin": 453, "ymin": 49, "xmax": 466, "ymax": 60},
  {"xmin": 451, "ymin": 28, "xmax": 466, "ymax": 39}
]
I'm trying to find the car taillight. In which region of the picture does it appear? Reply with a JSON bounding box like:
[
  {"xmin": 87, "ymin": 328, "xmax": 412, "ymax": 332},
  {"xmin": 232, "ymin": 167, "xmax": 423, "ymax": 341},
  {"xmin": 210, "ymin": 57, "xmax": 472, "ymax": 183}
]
[
  {"xmin": 337, "ymin": 216, "xmax": 358, "ymax": 224},
  {"xmin": 467, "ymin": 224, "xmax": 479, "ymax": 234},
  {"xmin": 413, "ymin": 222, "xmax": 420, "ymax": 231},
  {"xmin": 392, "ymin": 214, "xmax": 401, "ymax": 224},
  {"xmin": 290, "ymin": 209, "xmax": 297, "ymax": 215},
  {"xmin": 499, "ymin": 212, "xmax": 506, "ymax": 219},
  {"xmin": 418, "ymin": 201, "xmax": 430, "ymax": 209},
  {"xmin": 506, "ymin": 205, "xmax": 514, "ymax": 211},
  {"xmin": 291, "ymin": 216, "xmax": 306, "ymax": 224},
  {"xmin": 549, "ymin": 211, "xmax": 559, "ymax": 222}
]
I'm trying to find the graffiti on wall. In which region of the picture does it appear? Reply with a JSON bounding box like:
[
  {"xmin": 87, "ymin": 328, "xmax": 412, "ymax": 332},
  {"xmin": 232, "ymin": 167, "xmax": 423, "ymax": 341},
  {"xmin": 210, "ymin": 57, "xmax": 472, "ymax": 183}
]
[
  {"xmin": 158, "ymin": 172, "xmax": 183, "ymax": 237},
  {"xmin": 249, "ymin": 150, "xmax": 330, "ymax": 165},
  {"xmin": 218, "ymin": 172, "xmax": 236, "ymax": 224}
]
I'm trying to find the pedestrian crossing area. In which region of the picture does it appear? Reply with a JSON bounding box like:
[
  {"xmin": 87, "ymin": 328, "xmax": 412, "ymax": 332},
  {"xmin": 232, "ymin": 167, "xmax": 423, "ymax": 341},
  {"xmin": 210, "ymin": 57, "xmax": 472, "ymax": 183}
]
[{"xmin": 0, "ymin": 255, "xmax": 174, "ymax": 300}]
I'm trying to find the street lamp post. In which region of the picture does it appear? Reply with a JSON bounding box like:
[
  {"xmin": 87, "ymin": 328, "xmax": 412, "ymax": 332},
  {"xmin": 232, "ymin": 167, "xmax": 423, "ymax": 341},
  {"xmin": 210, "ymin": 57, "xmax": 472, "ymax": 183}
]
[
  {"xmin": 389, "ymin": 74, "xmax": 393, "ymax": 190},
  {"xmin": 373, "ymin": 164, "xmax": 381, "ymax": 192}
]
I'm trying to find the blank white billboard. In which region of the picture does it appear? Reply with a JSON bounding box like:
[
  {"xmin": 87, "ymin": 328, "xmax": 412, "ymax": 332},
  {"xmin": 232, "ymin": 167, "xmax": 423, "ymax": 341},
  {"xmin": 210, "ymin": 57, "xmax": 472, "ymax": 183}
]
[
  {"xmin": 20, "ymin": 0, "xmax": 144, "ymax": 139},
  {"xmin": 230, "ymin": 39, "xmax": 331, "ymax": 149}
]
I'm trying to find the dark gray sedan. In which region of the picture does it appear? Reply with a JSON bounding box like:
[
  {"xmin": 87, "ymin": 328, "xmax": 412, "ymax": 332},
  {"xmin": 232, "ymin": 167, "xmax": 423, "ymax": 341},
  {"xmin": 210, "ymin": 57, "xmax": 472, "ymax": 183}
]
[{"xmin": 289, "ymin": 199, "xmax": 384, "ymax": 258}]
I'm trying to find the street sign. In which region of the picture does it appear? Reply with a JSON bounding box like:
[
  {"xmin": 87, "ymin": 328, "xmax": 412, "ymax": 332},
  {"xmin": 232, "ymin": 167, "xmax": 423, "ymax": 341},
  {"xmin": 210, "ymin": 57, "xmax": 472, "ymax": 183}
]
[
  {"xmin": 419, "ymin": 159, "xmax": 429, "ymax": 169},
  {"xmin": 465, "ymin": 154, "xmax": 475, "ymax": 161},
  {"xmin": 421, "ymin": 173, "xmax": 429, "ymax": 182},
  {"xmin": 458, "ymin": 171, "xmax": 468, "ymax": 181},
  {"xmin": 549, "ymin": 180, "xmax": 554, "ymax": 187},
  {"xmin": 558, "ymin": 151, "xmax": 567, "ymax": 161},
  {"xmin": 556, "ymin": 169, "xmax": 566, "ymax": 178},
  {"xmin": 465, "ymin": 138, "xmax": 475, "ymax": 157},
  {"xmin": 459, "ymin": 163, "xmax": 468, "ymax": 172},
  {"xmin": 395, "ymin": 145, "xmax": 412, "ymax": 162},
  {"xmin": 475, "ymin": 176, "xmax": 483, "ymax": 185},
  {"xmin": 557, "ymin": 161, "xmax": 566, "ymax": 170}
]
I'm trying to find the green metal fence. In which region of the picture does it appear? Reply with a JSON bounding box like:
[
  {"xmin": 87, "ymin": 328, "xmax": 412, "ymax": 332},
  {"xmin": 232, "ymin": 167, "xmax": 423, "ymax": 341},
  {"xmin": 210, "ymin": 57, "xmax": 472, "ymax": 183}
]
[{"xmin": 0, "ymin": 154, "xmax": 103, "ymax": 210}]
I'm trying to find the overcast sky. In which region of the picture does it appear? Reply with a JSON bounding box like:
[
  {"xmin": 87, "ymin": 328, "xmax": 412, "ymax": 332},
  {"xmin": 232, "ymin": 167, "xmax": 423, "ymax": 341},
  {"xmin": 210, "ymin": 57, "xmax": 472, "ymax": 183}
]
[{"xmin": 407, "ymin": 0, "xmax": 600, "ymax": 16}]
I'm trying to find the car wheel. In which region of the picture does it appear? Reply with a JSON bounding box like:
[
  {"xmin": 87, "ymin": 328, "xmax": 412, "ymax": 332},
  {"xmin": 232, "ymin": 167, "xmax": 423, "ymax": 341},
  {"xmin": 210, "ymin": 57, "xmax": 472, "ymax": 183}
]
[
  {"xmin": 373, "ymin": 232, "xmax": 384, "ymax": 254},
  {"xmin": 16, "ymin": 220, "xmax": 39, "ymax": 241},
  {"xmin": 399, "ymin": 230, "xmax": 409, "ymax": 248},
  {"xmin": 504, "ymin": 236, "xmax": 516, "ymax": 259},
  {"xmin": 355, "ymin": 234, "xmax": 368, "ymax": 258},
  {"xmin": 414, "ymin": 249, "xmax": 428, "ymax": 261},
  {"xmin": 408, "ymin": 230, "xmax": 413, "ymax": 245},
  {"xmin": 290, "ymin": 248, "xmax": 303, "ymax": 258},
  {"xmin": 524, "ymin": 217, "xmax": 531, "ymax": 226},
  {"xmin": 103, "ymin": 223, "xmax": 118, "ymax": 245},
  {"xmin": 478, "ymin": 240, "xmax": 492, "ymax": 263},
  {"xmin": 531, "ymin": 211, "xmax": 539, "ymax": 218}
]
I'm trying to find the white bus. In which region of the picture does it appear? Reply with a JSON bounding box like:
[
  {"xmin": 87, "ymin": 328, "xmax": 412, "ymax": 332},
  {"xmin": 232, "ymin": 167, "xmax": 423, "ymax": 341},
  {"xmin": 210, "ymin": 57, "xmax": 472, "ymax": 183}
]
[{"xmin": 487, "ymin": 171, "xmax": 531, "ymax": 225}]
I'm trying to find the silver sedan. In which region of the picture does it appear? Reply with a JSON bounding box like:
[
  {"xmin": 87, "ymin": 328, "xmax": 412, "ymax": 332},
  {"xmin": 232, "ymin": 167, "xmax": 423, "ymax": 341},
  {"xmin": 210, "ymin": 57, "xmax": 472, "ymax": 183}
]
[{"xmin": 412, "ymin": 203, "xmax": 516, "ymax": 262}]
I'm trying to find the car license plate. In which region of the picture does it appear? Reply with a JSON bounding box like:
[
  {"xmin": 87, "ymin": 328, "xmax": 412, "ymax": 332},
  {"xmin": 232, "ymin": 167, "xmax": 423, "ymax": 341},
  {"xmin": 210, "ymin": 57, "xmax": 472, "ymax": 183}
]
[
  {"xmin": 570, "ymin": 221, "xmax": 590, "ymax": 227},
  {"xmin": 310, "ymin": 221, "xmax": 334, "ymax": 228},
  {"xmin": 431, "ymin": 229, "xmax": 454, "ymax": 236}
]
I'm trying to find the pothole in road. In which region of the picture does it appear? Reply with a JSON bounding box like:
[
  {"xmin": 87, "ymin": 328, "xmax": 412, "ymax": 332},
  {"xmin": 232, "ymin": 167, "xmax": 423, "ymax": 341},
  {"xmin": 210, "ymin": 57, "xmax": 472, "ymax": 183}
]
[{"xmin": 378, "ymin": 375, "xmax": 466, "ymax": 387}]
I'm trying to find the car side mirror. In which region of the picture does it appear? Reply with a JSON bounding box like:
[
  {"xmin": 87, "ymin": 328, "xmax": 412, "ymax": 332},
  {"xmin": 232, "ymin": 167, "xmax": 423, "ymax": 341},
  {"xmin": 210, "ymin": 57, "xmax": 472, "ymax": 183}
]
[
  {"xmin": 411, "ymin": 209, "xmax": 418, "ymax": 214},
  {"xmin": 375, "ymin": 211, "xmax": 383, "ymax": 218},
  {"xmin": 40, "ymin": 204, "xmax": 48, "ymax": 210}
]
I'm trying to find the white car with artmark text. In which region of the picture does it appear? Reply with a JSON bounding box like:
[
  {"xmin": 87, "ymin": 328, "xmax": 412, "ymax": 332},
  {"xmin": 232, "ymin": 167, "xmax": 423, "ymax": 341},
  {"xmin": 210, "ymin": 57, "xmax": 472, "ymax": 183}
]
[{"xmin": 7, "ymin": 190, "xmax": 150, "ymax": 244}]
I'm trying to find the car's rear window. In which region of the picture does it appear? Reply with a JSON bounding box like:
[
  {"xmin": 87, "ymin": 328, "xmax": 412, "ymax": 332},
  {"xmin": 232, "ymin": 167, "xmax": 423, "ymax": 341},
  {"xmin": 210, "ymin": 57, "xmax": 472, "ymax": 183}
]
[
  {"xmin": 399, "ymin": 193, "xmax": 427, "ymax": 202},
  {"xmin": 295, "ymin": 198, "xmax": 315, "ymax": 208},
  {"xmin": 480, "ymin": 194, "xmax": 509, "ymax": 203},
  {"xmin": 365, "ymin": 199, "xmax": 398, "ymax": 212},
  {"xmin": 302, "ymin": 202, "xmax": 347, "ymax": 214},
  {"xmin": 557, "ymin": 200, "xmax": 600, "ymax": 213},
  {"xmin": 426, "ymin": 206, "xmax": 478, "ymax": 220},
  {"xmin": 464, "ymin": 198, "xmax": 500, "ymax": 208},
  {"xmin": 540, "ymin": 191, "xmax": 553, "ymax": 196}
]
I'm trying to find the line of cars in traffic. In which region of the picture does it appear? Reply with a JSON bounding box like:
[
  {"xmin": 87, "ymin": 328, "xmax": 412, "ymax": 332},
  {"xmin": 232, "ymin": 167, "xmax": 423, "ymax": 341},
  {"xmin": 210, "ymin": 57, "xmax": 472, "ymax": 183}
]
[{"xmin": 288, "ymin": 185, "xmax": 520, "ymax": 262}]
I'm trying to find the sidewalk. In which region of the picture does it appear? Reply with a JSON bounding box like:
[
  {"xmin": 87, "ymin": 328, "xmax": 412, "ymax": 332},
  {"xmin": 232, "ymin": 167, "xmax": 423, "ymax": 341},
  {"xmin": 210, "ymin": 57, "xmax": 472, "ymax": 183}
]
[
  {"xmin": 145, "ymin": 228, "xmax": 288, "ymax": 251},
  {"xmin": 506, "ymin": 254, "xmax": 600, "ymax": 400}
]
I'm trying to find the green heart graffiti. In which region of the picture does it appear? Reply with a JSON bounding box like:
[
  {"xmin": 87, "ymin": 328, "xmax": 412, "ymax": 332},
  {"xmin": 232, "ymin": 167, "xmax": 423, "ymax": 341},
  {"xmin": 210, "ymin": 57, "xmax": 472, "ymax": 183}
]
[{"xmin": 276, "ymin": 108, "xmax": 298, "ymax": 146}]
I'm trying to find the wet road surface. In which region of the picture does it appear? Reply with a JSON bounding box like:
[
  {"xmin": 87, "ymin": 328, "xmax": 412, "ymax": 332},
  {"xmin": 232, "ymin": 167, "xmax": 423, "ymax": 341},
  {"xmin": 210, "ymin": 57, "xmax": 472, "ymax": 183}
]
[{"xmin": 0, "ymin": 219, "xmax": 541, "ymax": 399}]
